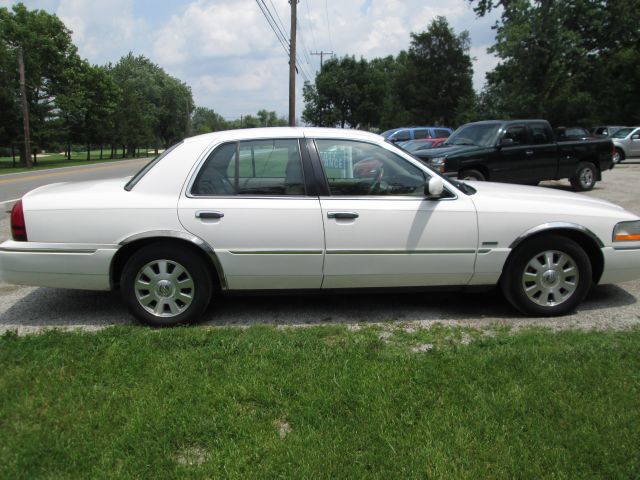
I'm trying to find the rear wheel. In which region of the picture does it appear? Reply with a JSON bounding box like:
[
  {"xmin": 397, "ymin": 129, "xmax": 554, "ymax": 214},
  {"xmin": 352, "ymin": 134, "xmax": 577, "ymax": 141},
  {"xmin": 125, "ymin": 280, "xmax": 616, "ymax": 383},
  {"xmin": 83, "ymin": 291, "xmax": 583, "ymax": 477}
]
[
  {"xmin": 501, "ymin": 235, "xmax": 592, "ymax": 316},
  {"xmin": 459, "ymin": 169, "xmax": 485, "ymax": 181},
  {"xmin": 121, "ymin": 243, "xmax": 213, "ymax": 326},
  {"xmin": 570, "ymin": 161, "xmax": 597, "ymax": 191}
]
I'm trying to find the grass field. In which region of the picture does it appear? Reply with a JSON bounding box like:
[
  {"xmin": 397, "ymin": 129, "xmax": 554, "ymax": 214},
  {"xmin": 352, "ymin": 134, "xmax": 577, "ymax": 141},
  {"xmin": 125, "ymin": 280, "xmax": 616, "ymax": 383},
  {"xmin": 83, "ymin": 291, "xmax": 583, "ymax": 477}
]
[
  {"xmin": 1, "ymin": 325, "xmax": 638, "ymax": 479},
  {"xmin": 0, "ymin": 150, "xmax": 154, "ymax": 174}
]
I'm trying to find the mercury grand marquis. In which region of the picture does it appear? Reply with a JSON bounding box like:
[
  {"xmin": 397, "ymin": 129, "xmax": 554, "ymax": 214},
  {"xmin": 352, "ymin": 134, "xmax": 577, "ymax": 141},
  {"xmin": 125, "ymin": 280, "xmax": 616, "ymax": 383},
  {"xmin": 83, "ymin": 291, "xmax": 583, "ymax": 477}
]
[{"xmin": 1, "ymin": 128, "xmax": 640, "ymax": 326}]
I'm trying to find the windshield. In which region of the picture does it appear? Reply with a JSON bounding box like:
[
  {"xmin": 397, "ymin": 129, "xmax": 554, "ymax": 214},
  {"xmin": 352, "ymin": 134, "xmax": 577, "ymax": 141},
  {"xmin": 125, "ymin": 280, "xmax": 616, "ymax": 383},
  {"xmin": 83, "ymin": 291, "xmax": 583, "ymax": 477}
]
[
  {"xmin": 612, "ymin": 128, "xmax": 634, "ymax": 139},
  {"xmin": 380, "ymin": 129, "xmax": 397, "ymax": 139},
  {"xmin": 445, "ymin": 123, "xmax": 500, "ymax": 147}
]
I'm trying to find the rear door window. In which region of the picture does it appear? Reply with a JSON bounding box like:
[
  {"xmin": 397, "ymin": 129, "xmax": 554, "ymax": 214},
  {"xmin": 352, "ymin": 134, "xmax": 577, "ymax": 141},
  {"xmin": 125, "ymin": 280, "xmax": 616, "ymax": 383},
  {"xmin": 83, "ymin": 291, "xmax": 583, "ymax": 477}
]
[
  {"xmin": 191, "ymin": 139, "xmax": 304, "ymax": 196},
  {"xmin": 414, "ymin": 129, "xmax": 429, "ymax": 139}
]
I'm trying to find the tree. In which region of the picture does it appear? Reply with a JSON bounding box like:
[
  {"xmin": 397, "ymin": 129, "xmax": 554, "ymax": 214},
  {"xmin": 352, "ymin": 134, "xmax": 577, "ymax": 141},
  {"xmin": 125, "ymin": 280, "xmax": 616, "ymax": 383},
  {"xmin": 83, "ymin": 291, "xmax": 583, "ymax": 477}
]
[
  {"xmin": 395, "ymin": 17, "xmax": 474, "ymax": 127},
  {"xmin": 302, "ymin": 56, "xmax": 383, "ymax": 128},
  {"xmin": 0, "ymin": 2, "xmax": 81, "ymax": 164},
  {"xmin": 471, "ymin": 0, "xmax": 640, "ymax": 126},
  {"xmin": 192, "ymin": 107, "xmax": 226, "ymax": 134},
  {"xmin": 107, "ymin": 53, "xmax": 193, "ymax": 155}
]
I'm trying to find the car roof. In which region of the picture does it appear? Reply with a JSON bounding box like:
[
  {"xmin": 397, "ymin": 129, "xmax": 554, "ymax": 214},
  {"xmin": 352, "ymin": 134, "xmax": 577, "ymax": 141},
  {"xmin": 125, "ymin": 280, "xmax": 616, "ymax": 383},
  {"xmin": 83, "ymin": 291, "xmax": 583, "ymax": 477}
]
[{"xmin": 183, "ymin": 127, "xmax": 384, "ymax": 145}]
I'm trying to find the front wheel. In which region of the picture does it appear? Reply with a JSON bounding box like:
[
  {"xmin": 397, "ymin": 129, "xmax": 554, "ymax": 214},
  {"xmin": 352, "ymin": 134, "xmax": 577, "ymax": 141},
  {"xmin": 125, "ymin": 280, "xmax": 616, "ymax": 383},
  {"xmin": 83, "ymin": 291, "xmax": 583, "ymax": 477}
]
[
  {"xmin": 501, "ymin": 235, "xmax": 592, "ymax": 316},
  {"xmin": 612, "ymin": 148, "xmax": 624, "ymax": 164},
  {"xmin": 570, "ymin": 162, "xmax": 597, "ymax": 191},
  {"xmin": 121, "ymin": 243, "xmax": 213, "ymax": 326}
]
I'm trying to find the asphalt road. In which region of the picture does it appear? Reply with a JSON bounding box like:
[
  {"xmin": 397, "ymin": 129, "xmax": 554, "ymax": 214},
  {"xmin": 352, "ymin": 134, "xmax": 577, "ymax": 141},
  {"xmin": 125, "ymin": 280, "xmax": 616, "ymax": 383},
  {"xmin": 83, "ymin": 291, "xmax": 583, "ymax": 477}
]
[
  {"xmin": 0, "ymin": 157, "xmax": 150, "ymax": 206},
  {"xmin": 1, "ymin": 159, "xmax": 640, "ymax": 334}
]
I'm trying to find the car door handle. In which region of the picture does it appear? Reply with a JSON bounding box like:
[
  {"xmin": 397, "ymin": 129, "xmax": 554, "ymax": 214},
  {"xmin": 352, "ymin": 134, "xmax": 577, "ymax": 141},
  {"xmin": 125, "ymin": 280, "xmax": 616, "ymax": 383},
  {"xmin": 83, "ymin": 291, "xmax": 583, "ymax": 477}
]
[
  {"xmin": 525, "ymin": 150, "xmax": 534, "ymax": 155},
  {"xmin": 195, "ymin": 211, "xmax": 224, "ymax": 219},
  {"xmin": 327, "ymin": 211, "xmax": 359, "ymax": 219}
]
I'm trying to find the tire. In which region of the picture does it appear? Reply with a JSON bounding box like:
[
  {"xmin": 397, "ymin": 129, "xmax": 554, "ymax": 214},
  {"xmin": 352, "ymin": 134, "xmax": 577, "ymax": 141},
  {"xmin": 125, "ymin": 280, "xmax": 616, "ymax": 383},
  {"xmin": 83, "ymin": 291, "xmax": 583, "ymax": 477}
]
[
  {"xmin": 121, "ymin": 243, "xmax": 213, "ymax": 326},
  {"xmin": 570, "ymin": 161, "xmax": 597, "ymax": 191},
  {"xmin": 500, "ymin": 235, "xmax": 592, "ymax": 316},
  {"xmin": 459, "ymin": 169, "xmax": 486, "ymax": 181},
  {"xmin": 612, "ymin": 148, "xmax": 624, "ymax": 164}
]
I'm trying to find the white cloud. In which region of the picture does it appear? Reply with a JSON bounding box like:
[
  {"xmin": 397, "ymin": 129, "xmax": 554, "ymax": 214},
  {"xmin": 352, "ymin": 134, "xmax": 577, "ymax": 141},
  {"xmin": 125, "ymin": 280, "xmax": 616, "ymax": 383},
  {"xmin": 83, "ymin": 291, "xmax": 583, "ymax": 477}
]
[
  {"xmin": 153, "ymin": 0, "xmax": 275, "ymax": 66},
  {"xmin": 57, "ymin": 0, "xmax": 147, "ymax": 63}
]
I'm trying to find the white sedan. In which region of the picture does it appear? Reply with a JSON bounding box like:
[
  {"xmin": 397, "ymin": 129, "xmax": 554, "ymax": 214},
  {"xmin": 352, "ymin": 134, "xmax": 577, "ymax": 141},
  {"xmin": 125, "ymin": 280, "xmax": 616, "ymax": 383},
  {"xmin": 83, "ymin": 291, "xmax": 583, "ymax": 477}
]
[{"xmin": 1, "ymin": 128, "xmax": 640, "ymax": 326}]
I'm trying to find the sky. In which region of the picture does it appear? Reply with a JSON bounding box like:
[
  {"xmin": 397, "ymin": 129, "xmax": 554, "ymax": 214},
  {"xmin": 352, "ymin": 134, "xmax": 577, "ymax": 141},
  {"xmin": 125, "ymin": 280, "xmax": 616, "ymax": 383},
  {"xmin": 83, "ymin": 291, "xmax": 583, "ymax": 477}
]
[{"xmin": 3, "ymin": 0, "xmax": 501, "ymax": 121}]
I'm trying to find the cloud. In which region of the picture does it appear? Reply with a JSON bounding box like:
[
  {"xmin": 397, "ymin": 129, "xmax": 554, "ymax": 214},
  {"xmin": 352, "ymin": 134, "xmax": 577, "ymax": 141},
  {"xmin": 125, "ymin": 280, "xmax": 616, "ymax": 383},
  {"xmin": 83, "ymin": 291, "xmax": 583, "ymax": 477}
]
[
  {"xmin": 57, "ymin": 0, "xmax": 147, "ymax": 64},
  {"xmin": 153, "ymin": 0, "xmax": 276, "ymax": 66}
]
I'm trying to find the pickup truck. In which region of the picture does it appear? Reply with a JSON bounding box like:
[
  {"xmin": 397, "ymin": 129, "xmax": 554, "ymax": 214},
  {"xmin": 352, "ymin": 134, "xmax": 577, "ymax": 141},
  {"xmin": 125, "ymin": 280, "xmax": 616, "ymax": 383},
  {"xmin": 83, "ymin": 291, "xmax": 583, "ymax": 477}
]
[{"xmin": 412, "ymin": 120, "xmax": 614, "ymax": 191}]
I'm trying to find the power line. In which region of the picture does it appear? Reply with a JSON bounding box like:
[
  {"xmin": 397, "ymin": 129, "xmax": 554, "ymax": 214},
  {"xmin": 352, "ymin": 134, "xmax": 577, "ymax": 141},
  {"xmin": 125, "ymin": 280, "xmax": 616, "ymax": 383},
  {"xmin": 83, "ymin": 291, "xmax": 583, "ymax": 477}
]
[{"xmin": 255, "ymin": 0, "xmax": 312, "ymax": 82}]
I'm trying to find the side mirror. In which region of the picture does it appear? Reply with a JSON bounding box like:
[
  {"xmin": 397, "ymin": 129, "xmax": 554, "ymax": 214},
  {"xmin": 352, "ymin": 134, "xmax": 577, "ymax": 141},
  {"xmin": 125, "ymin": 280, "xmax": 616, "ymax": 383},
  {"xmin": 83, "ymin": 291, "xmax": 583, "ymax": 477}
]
[
  {"xmin": 500, "ymin": 137, "xmax": 515, "ymax": 147},
  {"xmin": 426, "ymin": 176, "xmax": 444, "ymax": 198},
  {"xmin": 632, "ymin": 134, "xmax": 640, "ymax": 140}
]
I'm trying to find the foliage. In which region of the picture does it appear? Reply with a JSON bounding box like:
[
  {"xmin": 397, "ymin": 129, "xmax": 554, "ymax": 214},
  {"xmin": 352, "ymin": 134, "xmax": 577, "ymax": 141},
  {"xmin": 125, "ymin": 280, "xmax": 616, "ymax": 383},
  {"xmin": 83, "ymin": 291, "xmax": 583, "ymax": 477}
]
[
  {"xmin": 0, "ymin": 3, "xmax": 282, "ymax": 169},
  {"xmin": 396, "ymin": 17, "xmax": 475, "ymax": 127},
  {"xmin": 471, "ymin": 0, "xmax": 640, "ymax": 126},
  {"xmin": 303, "ymin": 18, "xmax": 473, "ymax": 130}
]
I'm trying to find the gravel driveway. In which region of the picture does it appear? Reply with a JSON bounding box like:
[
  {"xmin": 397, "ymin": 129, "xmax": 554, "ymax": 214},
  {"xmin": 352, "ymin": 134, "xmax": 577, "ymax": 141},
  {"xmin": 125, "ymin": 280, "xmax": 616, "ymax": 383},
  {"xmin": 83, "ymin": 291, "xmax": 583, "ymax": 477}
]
[{"xmin": 2, "ymin": 161, "xmax": 640, "ymax": 334}]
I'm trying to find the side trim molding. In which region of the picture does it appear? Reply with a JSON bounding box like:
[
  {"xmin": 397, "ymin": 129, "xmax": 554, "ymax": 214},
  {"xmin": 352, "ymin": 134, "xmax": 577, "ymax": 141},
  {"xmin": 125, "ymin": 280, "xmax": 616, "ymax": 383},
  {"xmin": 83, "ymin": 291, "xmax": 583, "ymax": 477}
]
[
  {"xmin": 509, "ymin": 222, "xmax": 605, "ymax": 250},
  {"xmin": 119, "ymin": 230, "xmax": 228, "ymax": 290}
]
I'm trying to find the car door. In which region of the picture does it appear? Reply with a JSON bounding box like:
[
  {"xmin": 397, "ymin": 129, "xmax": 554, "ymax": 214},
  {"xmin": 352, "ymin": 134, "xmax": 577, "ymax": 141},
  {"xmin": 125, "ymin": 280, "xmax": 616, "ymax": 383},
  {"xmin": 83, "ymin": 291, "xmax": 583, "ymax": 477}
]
[
  {"xmin": 526, "ymin": 122, "xmax": 559, "ymax": 180},
  {"xmin": 178, "ymin": 137, "xmax": 324, "ymax": 290},
  {"xmin": 310, "ymin": 138, "xmax": 478, "ymax": 288},
  {"xmin": 495, "ymin": 124, "xmax": 541, "ymax": 182}
]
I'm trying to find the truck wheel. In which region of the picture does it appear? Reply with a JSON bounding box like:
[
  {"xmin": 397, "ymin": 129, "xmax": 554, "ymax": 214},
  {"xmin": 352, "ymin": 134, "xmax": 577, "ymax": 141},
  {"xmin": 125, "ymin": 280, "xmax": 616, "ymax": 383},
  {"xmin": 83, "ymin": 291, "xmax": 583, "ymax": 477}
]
[
  {"xmin": 500, "ymin": 234, "xmax": 592, "ymax": 316},
  {"xmin": 121, "ymin": 243, "xmax": 213, "ymax": 327},
  {"xmin": 613, "ymin": 148, "xmax": 624, "ymax": 164},
  {"xmin": 570, "ymin": 162, "xmax": 597, "ymax": 191},
  {"xmin": 459, "ymin": 169, "xmax": 485, "ymax": 181}
]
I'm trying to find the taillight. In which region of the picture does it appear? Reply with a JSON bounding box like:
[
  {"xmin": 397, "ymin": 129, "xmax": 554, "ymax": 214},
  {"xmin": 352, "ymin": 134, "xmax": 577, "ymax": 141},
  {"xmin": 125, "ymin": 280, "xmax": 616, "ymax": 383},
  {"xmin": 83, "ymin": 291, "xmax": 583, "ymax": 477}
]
[{"xmin": 10, "ymin": 199, "xmax": 27, "ymax": 241}]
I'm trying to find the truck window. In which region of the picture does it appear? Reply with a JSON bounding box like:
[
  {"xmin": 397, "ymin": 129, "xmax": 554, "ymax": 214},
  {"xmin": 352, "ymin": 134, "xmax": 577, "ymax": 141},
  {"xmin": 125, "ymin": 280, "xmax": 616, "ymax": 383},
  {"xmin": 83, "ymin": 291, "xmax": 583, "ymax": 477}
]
[
  {"xmin": 530, "ymin": 124, "xmax": 552, "ymax": 144},
  {"xmin": 504, "ymin": 126, "xmax": 527, "ymax": 145}
]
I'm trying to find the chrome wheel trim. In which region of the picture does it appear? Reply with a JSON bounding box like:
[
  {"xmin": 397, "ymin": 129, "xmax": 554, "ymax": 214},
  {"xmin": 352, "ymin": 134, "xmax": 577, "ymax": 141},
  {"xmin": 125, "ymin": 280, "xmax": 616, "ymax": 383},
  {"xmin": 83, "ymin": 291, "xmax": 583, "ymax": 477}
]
[
  {"xmin": 521, "ymin": 250, "xmax": 579, "ymax": 307},
  {"xmin": 134, "ymin": 259, "xmax": 195, "ymax": 317},
  {"xmin": 612, "ymin": 151, "xmax": 620, "ymax": 163},
  {"xmin": 579, "ymin": 167, "xmax": 594, "ymax": 188}
]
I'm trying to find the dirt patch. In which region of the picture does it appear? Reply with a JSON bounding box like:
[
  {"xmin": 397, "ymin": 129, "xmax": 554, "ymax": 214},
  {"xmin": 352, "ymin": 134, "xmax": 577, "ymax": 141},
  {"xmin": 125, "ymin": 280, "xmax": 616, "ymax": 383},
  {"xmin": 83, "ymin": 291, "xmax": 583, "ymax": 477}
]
[{"xmin": 173, "ymin": 446, "xmax": 210, "ymax": 467}]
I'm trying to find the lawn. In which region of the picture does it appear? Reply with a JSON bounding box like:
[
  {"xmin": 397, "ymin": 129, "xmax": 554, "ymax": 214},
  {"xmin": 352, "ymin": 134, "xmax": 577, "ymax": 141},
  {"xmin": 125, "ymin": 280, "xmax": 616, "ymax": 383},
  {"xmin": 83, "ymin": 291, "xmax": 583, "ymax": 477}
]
[
  {"xmin": 0, "ymin": 325, "xmax": 638, "ymax": 479},
  {"xmin": 0, "ymin": 150, "xmax": 154, "ymax": 174}
]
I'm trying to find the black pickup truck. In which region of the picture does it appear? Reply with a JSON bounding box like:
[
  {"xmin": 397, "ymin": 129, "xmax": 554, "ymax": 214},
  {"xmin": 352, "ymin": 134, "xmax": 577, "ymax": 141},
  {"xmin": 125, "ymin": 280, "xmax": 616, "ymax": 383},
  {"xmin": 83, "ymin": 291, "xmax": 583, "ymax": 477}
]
[{"xmin": 412, "ymin": 120, "xmax": 614, "ymax": 191}]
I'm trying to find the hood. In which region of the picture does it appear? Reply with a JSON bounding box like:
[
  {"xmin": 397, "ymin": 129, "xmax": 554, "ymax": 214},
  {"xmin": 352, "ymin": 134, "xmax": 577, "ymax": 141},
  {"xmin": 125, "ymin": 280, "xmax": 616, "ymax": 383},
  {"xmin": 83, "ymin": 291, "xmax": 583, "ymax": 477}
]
[
  {"xmin": 416, "ymin": 144, "xmax": 487, "ymax": 158},
  {"xmin": 466, "ymin": 180, "xmax": 632, "ymax": 217}
]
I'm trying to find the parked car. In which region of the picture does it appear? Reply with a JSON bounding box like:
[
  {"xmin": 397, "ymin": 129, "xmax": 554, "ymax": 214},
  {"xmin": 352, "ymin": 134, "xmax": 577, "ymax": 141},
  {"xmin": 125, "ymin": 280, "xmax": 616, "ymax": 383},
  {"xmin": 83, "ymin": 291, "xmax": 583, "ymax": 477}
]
[
  {"xmin": 592, "ymin": 126, "xmax": 626, "ymax": 138},
  {"xmin": 414, "ymin": 120, "xmax": 614, "ymax": 191},
  {"xmin": 398, "ymin": 138, "xmax": 448, "ymax": 153},
  {"xmin": 611, "ymin": 126, "xmax": 640, "ymax": 163},
  {"xmin": 381, "ymin": 126, "xmax": 452, "ymax": 143},
  {"xmin": 2, "ymin": 127, "xmax": 639, "ymax": 326},
  {"xmin": 554, "ymin": 126, "xmax": 594, "ymax": 141}
]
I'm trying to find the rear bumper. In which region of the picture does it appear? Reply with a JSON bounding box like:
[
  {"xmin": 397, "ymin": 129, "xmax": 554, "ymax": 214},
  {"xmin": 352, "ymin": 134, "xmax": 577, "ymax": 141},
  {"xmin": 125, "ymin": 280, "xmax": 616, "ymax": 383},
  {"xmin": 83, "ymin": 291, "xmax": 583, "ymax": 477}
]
[
  {"xmin": 0, "ymin": 240, "xmax": 117, "ymax": 290},
  {"xmin": 599, "ymin": 246, "xmax": 640, "ymax": 284}
]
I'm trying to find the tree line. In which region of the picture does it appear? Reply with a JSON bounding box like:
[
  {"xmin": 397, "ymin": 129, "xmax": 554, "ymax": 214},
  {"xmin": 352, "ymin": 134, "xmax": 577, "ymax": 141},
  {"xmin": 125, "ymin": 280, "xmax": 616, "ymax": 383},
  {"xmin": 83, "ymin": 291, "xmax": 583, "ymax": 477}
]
[
  {"xmin": 304, "ymin": 1, "xmax": 640, "ymax": 131},
  {"xmin": 0, "ymin": 3, "xmax": 286, "ymax": 167}
]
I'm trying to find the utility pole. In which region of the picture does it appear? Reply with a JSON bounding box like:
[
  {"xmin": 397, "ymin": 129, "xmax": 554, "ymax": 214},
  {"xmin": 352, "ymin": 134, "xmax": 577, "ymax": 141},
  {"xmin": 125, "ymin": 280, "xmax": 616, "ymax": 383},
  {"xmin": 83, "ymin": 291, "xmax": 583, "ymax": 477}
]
[
  {"xmin": 288, "ymin": 0, "xmax": 298, "ymax": 127},
  {"xmin": 311, "ymin": 51, "xmax": 334, "ymax": 69},
  {"xmin": 17, "ymin": 47, "xmax": 32, "ymax": 168}
]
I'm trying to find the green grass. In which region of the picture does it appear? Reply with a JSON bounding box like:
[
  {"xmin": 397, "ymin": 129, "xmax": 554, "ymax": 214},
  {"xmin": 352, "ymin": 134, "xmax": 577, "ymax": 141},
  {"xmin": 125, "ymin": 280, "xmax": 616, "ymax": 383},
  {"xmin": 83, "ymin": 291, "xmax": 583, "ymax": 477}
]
[
  {"xmin": 0, "ymin": 150, "xmax": 153, "ymax": 174},
  {"xmin": 1, "ymin": 325, "xmax": 639, "ymax": 479}
]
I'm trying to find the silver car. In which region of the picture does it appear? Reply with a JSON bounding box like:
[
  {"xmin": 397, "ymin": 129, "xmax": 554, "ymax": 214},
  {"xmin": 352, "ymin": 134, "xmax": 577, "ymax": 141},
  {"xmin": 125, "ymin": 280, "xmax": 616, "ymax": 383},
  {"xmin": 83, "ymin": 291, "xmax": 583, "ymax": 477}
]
[
  {"xmin": 611, "ymin": 127, "xmax": 640, "ymax": 163},
  {"xmin": 592, "ymin": 126, "xmax": 626, "ymax": 138}
]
